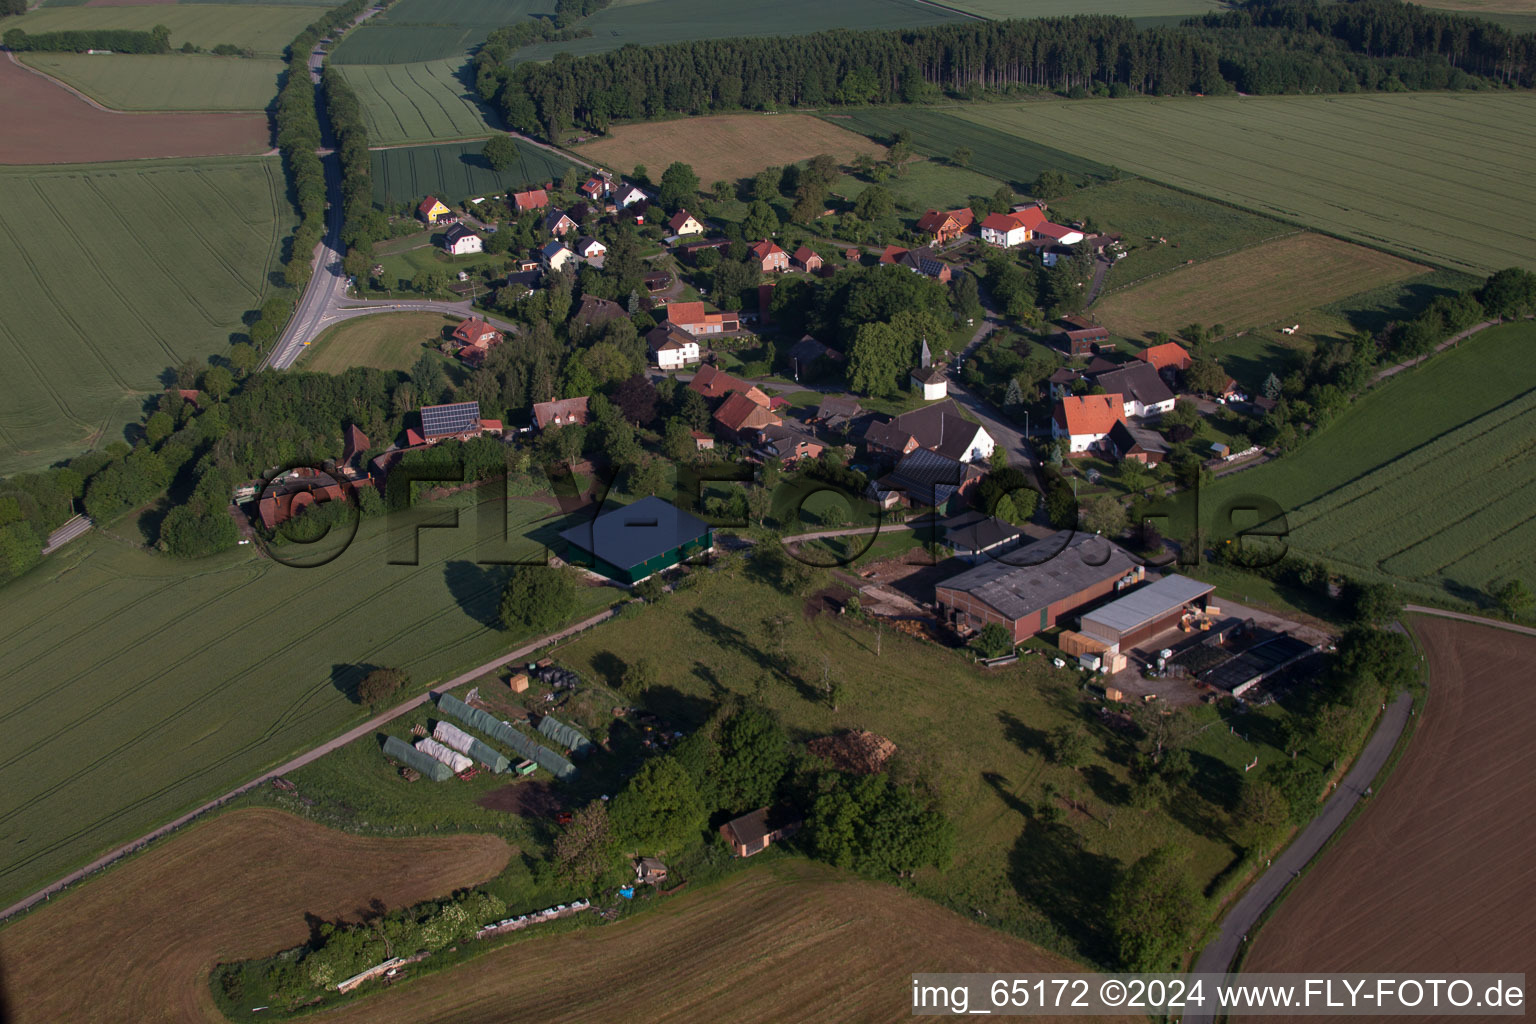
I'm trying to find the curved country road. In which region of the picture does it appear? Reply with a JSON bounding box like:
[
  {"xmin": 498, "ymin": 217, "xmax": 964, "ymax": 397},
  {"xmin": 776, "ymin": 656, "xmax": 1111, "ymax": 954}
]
[{"xmin": 0, "ymin": 607, "xmax": 616, "ymax": 925}]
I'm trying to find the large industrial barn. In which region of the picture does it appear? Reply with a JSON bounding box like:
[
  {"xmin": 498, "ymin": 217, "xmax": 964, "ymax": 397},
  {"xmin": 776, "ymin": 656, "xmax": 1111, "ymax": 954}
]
[{"xmin": 1078, "ymin": 574, "xmax": 1215, "ymax": 649}]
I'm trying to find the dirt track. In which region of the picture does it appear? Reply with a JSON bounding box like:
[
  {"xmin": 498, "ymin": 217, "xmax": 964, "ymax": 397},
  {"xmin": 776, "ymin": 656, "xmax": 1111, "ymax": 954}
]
[
  {"xmin": 0, "ymin": 55, "xmax": 269, "ymax": 164},
  {"xmin": 1240, "ymin": 616, "xmax": 1535, "ymax": 1018}
]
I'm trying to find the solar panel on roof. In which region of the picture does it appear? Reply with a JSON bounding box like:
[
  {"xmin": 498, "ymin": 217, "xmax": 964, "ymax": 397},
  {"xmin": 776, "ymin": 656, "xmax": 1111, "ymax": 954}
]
[{"xmin": 420, "ymin": 401, "xmax": 481, "ymax": 437}]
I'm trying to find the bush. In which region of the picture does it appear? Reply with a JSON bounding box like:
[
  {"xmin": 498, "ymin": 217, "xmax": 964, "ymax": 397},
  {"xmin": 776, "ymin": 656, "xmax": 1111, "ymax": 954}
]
[
  {"xmin": 499, "ymin": 566, "xmax": 578, "ymax": 632},
  {"xmin": 357, "ymin": 667, "xmax": 408, "ymax": 705},
  {"xmin": 971, "ymin": 622, "xmax": 1014, "ymax": 659}
]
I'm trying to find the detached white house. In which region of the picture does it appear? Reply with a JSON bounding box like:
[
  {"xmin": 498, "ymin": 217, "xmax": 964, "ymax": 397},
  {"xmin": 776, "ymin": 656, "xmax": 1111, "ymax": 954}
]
[
  {"xmin": 1093, "ymin": 362, "xmax": 1176, "ymax": 420},
  {"xmin": 613, "ymin": 183, "xmax": 647, "ymax": 208},
  {"xmin": 541, "ymin": 240, "xmax": 576, "ymax": 272},
  {"xmin": 442, "ymin": 224, "xmax": 482, "ymax": 256},
  {"xmin": 1052, "ymin": 393, "xmax": 1125, "ymax": 453},
  {"xmin": 647, "ymin": 323, "xmax": 701, "ymax": 370},
  {"xmin": 667, "ymin": 210, "xmax": 704, "ymax": 236},
  {"xmin": 575, "ymin": 236, "xmax": 607, "ymax": 261},
  {"xmin": 911, "ymin": 365, "xmax": 948, "ymax": 401}
]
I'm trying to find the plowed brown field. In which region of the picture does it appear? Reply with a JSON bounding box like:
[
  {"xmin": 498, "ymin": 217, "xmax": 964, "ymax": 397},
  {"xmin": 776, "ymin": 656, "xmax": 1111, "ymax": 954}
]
[
  {"xmin": 1241, "ymin": 616, "xmax": 1536, "ymax": 1018},
  {"xmin": 0, "ymin": 56, "xmax": 269, "ymax": 163},
  {"xmin": 0, "ymin": 809, "xmax": 510, "ymax": 1023}
]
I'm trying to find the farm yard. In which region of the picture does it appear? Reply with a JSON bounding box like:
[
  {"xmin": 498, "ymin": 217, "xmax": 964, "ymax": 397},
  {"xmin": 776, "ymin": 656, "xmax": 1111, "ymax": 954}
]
[
  {"xmin": 0, "ymin": 157, "xmax": 290, "ymax": 474},
  {"xmin": 329, "ymin": 0, "xmax": 543, "ymax": 64},
  {"xmin": 576, "ymin": 114, "xmax": 885, "ymax": 189},
  {"xmin": 1205, "ymin": 322, "xmax": 1536, "ymax": 607},
  {"xmin": 300, "ymin": 312, "xmax": 461, "ymax": 374},
  {"xmin": 1240, "ymin": 616, "xmax": 1535, "ymax": 1003},
  {"xmin": 0, "ymin": 57, "xmax": 272, "ymax": 163},
  {"xmin": 0, "ymin": 808, "xmax": 510, "ymax": 1023},
  {"xmin": 951, "ymin": 93, "xmax": 1536, "ymax": 274},
  {"xmin": 339, "ymin": 58, "xmax": 497, "ymax": 146},
  {"xmin": 1091, "ymin": 233, "xmax": 1426, "ymax": 340},
  {"xmin": 1, "ymin": 3, "xmax": 331, "ymax": 56},
  {"xmin": 370, "ymin": 139, "xmax": 578, "ymax": 207},
  {"xmin": 0, "ymin": 498, "xmax": 613, "ymax": 909},
  {"xmin": 508, "ymin": 0, "xmax": 968, "ymax": 63},
  {"xmin": 18, "ymin": 53, "xmax": 284, "ymax": 111},
  {"xmin": 311, "ymin": 860, "xmax": 1139, "ymax": 1024}
]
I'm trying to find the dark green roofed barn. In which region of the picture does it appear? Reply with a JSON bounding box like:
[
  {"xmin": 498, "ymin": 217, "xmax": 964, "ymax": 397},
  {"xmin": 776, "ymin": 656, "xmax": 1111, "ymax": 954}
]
[{"xmin": 559, "ymin": 496, "xmax": 713, "ymax": 585}]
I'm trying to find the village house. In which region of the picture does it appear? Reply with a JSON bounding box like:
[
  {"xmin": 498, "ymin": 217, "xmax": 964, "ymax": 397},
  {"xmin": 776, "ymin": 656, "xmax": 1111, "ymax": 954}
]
[
  {"xmin": 420, "ymin": 400, "xmax": 487, "ymax": 444},
  {"xmin": 573, "ymin": 294, "xmax": 626, "ymax": 330},
  {"xmin": 575, "ymin": 236, "xmax": 606, "ymax": 264},
  {"xmin": 511, "ymin": 188, "xmax": 549, "ymax": 213},
  {"xmin": 642, "ymin": 270, "xmax": 671, "ymax": 292},
  {"xmin": 915, "ymin": 207, "xmax": 974, "ymax": 244},
  {"xmin": 1052, "ymin": 393, "xmax": 1125, "ymax": 453},
  {"xmin": 688, "ymin": 363, "xmax": 769, "ymax": 406},
  {"xmin": 1048, "ymin": 366, "xmax": 1083, "ymax": 400},
  {"xmin": 753, "ymin": 423, "xmax": 823, "ymax": 465},
  {"xmin": 442, "ymin": 224, "xmax": 482, "ymax": 256},
  {"xmin": 1105, "ymin": 420, "xmax": 1169, "ymax": 465},
  {"xmin": 878, "ymin": 244, "xmax": 909, "ymax": 265},
  {"xmin": 665, "ymin": 301, "xmax": 738, "ymax": 336},
  {"xmin": 899, "ymin": 246, "xmax": 953, "ymax": 283},
  {"xmin": 813, "ymin": 394, "xmax": 863, "ymax": 433},
  {"xmin": 667, "ymin": 210, "xmax": 704, "ymax": 236},
  {"xmin": 791, "ymin": 246, "xmax": 822, "ymax": 273},
  {"xmin": 579, "ymin": 176, "xmax": 609, "ymax": 201},
  {"xmin": 541, "ymin": 240, "xmax": 576, "ymax": 272},
  {"xmin": 1139, "ymin": 341, "xmax": 1193, "ymax": 375},
  {"xmin": 532, "ymin": 396, "xmax": 589, "ymax": 431},
  {"xmin": 646, "ymin": 323, "xmax": 702, "ymax": 370},
  {"xmin": 750, "ymin": 239, "xmax": 790, "ymax": 273},
  {"xmin": 864, "ymin": 399, "xmax": 995, "ymax": 464},
  {"xmin": 613, "ymin": 182, "xmax": 648, "ymax": 208},
  {"xmin": 417, "ymin": 197, "xmax": 452, "ymax": 226},
  {"xmin": 542, "ymin": 209, "xmax": 577, "ymax": 237},
  {"xmin": 719, "ymin": 806, "xmax": 801, "ymax": 858},
  {"xmin": 1093, "ymin": 361, "xmax": 1176, "ymax": 419},
  {"xmin": 979, "ymin": 210, "xmax": 1034, "ymax": 248},
  {"xmin": 451, "ymin": 318, "xmax": 503, "ymax": 365},
  {"xmin": 868, "ymin": 447, "xmax": 983, "ymax": 511},
  {"xmin": 712, "ymin": 390, "xmax": 782, "ymax": 441},
  {"xmin": 690, "ymin": 430, "xmax": 716, "ymax": 451},
  {"xmin": 1057, "ymin": 315, "xmax": 1110, "ymax": 357},
  {"xmin": 258, "ymin": 479, "xmax": 345, "ymax": 531},
  {"xmin": 341, "ymin": 424, "xmax": 371, "ymax": 471}
]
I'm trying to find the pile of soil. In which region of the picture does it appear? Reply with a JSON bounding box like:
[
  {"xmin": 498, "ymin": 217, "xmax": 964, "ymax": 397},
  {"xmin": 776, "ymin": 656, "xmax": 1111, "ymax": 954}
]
[
  {"xmin": 476, "ymin": 780, "xmax": 562, "ymax": 816},
  {"xmin": 803, "ymin": 585, "xmax": 853, "ymax": 619},
  {"xmin": 807, "ymin": 730, "xmax": 897, "ymax": 775}
]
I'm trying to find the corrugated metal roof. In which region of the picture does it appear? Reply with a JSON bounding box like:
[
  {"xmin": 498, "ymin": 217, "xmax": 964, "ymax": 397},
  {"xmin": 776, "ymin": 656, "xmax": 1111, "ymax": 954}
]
[
  {"xmin": 938, "ymin": 531, "xmax": 1138, "ymax": 621},
  {"xmin": 559, "ymin": 496, "xmax": 710, "ymax": 573},
  {"xmin": 1080, "ymin": 574, "xmax": 1214, "ymax": 637}
]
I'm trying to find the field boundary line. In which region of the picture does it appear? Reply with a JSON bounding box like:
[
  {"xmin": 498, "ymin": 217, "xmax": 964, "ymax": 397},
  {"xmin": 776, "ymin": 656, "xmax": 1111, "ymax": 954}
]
[
  {"xmin": 1090, "ymin": 227, "xmax": 1304, "ymax": 301},
  {"xmin": 0, "ymin": 605, "xmax": 619, "ymax": 927},
  {"xmin": 1402, "ymin": 604, "xmax": 1536, "ymax": 637}
]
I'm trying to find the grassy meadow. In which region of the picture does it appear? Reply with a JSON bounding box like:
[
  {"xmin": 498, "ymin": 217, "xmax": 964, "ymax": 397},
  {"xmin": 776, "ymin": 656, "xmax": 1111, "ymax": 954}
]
[
  {"xmin": 0, "ymin": 496, "xmax": 615, "ymax": 909},
  {"xmin": 329, "ymin": 0, "xmax": 544, "ymax": 64},
  {"xmin": 951, "ymin": 93, "xmax": 1536, "ymax": 274},
  {"xmin": 370, "ymin": 139, "xmax": 578, "ymax": 207},
  {"xmin": 1205, "ymin": 321, "xmax": 1536, "ymax": 607},
  {"xmin": 20, "ymin": 53, "xmax": 283, "ymax": 111},
  {"xmin": 339, "ymin": 58, "xmax": 497, "ymax": 146},
  {"xmin": 299, "ymin": 312, "xmax": 460, "ymax": 374},
  {"xmin": 3, "ymin": 4, "xmax": 330, "ymax": 56},
  {"xmin": 0, "ymin": 157, "xmax": 291, "ymax": 475}
]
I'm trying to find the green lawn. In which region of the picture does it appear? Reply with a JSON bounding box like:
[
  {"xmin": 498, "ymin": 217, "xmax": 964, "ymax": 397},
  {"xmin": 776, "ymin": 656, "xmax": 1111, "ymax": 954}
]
[
  {"xmin": 370, "ymin": 243, "xmax": 509, "ymax": 294},
  {"xmin": 951, "ymin": 94, "xmax": 1536, "ymax": 274},
  {"xmin": 1205, "ymin": 321, "xmax": 1536, "ymax": 607},
  {"xmin": 370, "ymin": 140, "xmax": 578, "ymax": 208},
  {"xmin": 0, "ymin": 157, "xmax": 292, "ymax": 475},
  {"xmin": 19, "ymin": 54, "xmax": 283, "ymax": 111},
  {"xmin": 4, "ymin": 4, "xmax": 330, "ymax": 57},
  {"xmin": 832, "ymin": 158, "xmax": 1008, "ymax": 222},
  {"xmin": 338, "ymin": 58, "xmax": 498, "ymax": 146},
  {"xmin": 0, "ymin": 495, "xmax": 616, "ymax": 909},
  {"xmin": 299, "ymin": 312, "xmax": 459, "ymax": 374}
]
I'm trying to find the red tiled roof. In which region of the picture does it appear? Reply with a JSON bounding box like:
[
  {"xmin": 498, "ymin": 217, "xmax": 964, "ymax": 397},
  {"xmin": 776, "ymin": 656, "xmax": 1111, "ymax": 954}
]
[
  {"xmin": 878, "ymin": 244, "xmax": 909, "ymax": 264},
  {"xmin": 750, "ymin": 239, "xmax": 785, "ymax": 261},
  {"xmin": 792, "ymin": 246, "xmax": 819, "ymax": 265},
  {"xmin": 916, "ymin": 207, "xmax": 974, "ymax": 233},
  {"xmin": 512, "ymin": 189, "xmax": 549, "ymax": 211},
  {"xmin": 417, "ymin": 196, "xmax": 443, "ymax": 216},
  {"xmin": 1054, "ymin": 394, "xmax": 1125, "ymax": 436},
  {"xmin": 688, "ymin": 363, "xmax": 746, "ymax": 400},
  {"xmin": 452, "ymin": 318, "xmax": 502, "ymax": 347},
  {"xmin": 533, "ymin": 396, "xmax": 590, "ymax": 430},
  {"xmin": 405, "ymin": 428, "xmax": 426, "ymax": 447},
  {"xmin": 713, "ymin": 391, "xmax": 782, "ymax": 434},
  {"xmin": 1139, "ymin": 342, "xmax": 1192, "ymax": 372},
  {"xmin": 480, "ymin": 419, "xmax": 503, "ymax": 431}
]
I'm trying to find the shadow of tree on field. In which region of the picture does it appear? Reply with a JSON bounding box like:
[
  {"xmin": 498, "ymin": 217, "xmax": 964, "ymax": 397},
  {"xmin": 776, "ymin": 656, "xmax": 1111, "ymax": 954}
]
[
  {"xmin": 997, "ymin": 710, "xmax": 1049, "ymax": 758},
  {"xmin": 444, "ymin": 560, "xmax": 509, "ymax": 628},
  {"xmin": 590, "ymin": 650, "xmax": 626, "ymax": 689},
  {"xmin": 1007, "ymin": 819, "xmax": 1121, "ymax": 968},
  {"xmin": 331, "ymin": 663, "xmax": 380, "ymax": 704}
]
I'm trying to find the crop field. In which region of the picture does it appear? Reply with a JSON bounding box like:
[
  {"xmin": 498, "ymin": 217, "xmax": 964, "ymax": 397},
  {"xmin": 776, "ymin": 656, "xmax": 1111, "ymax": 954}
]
[
  {"xmin": 1242, "ymin": 617, "xmax": 1535, "ymax": 1003},
  {"xmin": 329, "ymin": 0, "xmax": 543, "ymax": 64},
  {"xmin": 0, "ymin": 58, "xmax": 271, "ymax": 163},
  {"xmin": 937, "ymin": 0, "xmax": 1222, "ymax": 16},
  {"xmin": 0, "ymin": 808, "xmax": 510, "ymax": 1023},
  {"xmin": 314, "ymin": 859, "xmax": 1138, "ymax": 1024},
  {"xmin": 1092, "ymin": 233, "xmax": 1425, "ymax": 339},
  {"xmin": 301, "ymin": 312, "xmax": 459, "ymax": 373},
  {"xmin": 2, "ymin": 4, "xmax": 331, "ymax": 56},
  {"xmin": 509, "ymin": 0, "xmax": 967, "ymax": 63},
  {"xmin": 0, "ymin": 499, "xmax": 615, "ymax": 909},
  {"xmin": 370, "ymin": 139, "xmax": 578, "ymax": 207},
  {"xmin": 0, "ymin": 158, "xmax": 289, "ymax": 474},
  {"xmin": 826, "ymin": 107, "xmax": 1115, "ymax": 191},
  {"xmin": 19, "ymin": 53, "xmax": 283, "ymax": 110},
  {"xmin": 578, "ymin": 114, "xmax": 885, "ymax": 188},
  {"xmin": 1205, "ymin": 321, "xmax": 1536, "ymax": 607},
  {"xmin": 951, "ymin": 93, "xmax": 1536, "ymax": 274},
  {"xmin": 339, "ymin": 58, "xmax": 496, "ymax": 146}
]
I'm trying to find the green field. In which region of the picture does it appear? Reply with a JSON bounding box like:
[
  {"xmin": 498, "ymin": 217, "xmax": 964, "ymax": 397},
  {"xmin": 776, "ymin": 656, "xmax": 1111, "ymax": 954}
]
[
  {"xmin": 824, "ymin": 107, "xmax": 1117, "ymax": 191},
  {"xmin": 0, "ymin": 157, "xmax": 291, "ymax": 475},
  {"xmin": 950, "ymin": 94, "xmax": 1536, "ymax": 274},
  {"xmin": 339, "ymin": 59, "xmax": 497, "ymax": 146},
  {"xmin": 329, "ymin": 0, "xmax": 543, "ymax": 64},
  {"xmin": 19, "ymin": 53, "xmax": 282, "ymax": 111},
  {"xmin": 370, "ymin": 139, "xmax": 577, "ymax": 207},
  {"xmin": 1206, "ymin": 322, "xmax": 1536, "ymax": 606},
  {"xmin": 934, "ymin": 0, "xmax": 1222, "ymax": 16},
  {"xmin": 509, "ymin": 0, "xmax": 968, "ymax": 62},
  {"xmin": 831, "ymin": 158, "xmax": 1010, "ymax": 218},
  {"xmin": 0, "ymin": 496, "xmax": 615, "ymax": 909},
  {"xmin": 3, "ymin": 4, "xmax": 330, "ymax": 57},
  {"xmin": 299, "ymin": 312, "xmax": 458, "ymax": 373}
]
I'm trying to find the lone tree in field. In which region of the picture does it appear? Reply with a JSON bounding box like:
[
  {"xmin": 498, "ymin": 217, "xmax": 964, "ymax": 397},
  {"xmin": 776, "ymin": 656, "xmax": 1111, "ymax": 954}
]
[
  {"xmin": 482, "ymin": 135, "xmax": 519, "ymax": 173},
  {"xmin": 622, "ymin": 656, "xmax": 658, "ymax": 696},
  {"xmin": 498, "ymin": 566, "xmax": 578, "ymax": 633},
  {"xmin": 357, "ymin": 667, "xmax": 408, "ymax": 706},
  {"xmin": 1495, "ymin": 578, "xmax": 1534, "ymax": 619},
  {"xmin": 1048, "ymin": 724, "xmax": 1092, "ymax": 769},
  {"xmin": 657, "ymin": 161, "xmax": 699, "ymax": 212}
]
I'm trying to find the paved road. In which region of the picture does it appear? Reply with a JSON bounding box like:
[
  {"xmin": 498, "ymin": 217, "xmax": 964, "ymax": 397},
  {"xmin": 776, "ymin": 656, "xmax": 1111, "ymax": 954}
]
[
  {"xmin": 1403, "ymin": 603, "xmax": 1536, "ymax": 637},
  {"xmin": 41, "ymin": 514, "xmax": 92, "ymax": 555},
  {"xmin": 0, "ymin": 606, "xmax": 617, "ymax": 925},
  {"xmin": 1184, "ymin": 691, "xmax": 1413, "ymax": 1018}
]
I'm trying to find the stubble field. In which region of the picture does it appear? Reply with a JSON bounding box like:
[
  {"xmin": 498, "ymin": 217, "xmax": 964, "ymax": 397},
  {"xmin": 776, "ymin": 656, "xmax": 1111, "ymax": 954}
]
[
  {"xmin": 951, "ymin": 93, "xmax": 1536, "ymax": 274},
  {"xmin": 1092, "ymin": 233, "xmax": 1425, "ymax": 339},
  {"xmin": 19, "ymin": 52, "xmax": 284, "ymax": 110},
  {"xmin": 312, "ymin": 859, "xmax": 1139, "ymax": 1024},
  {"xmin": 0, "ymin": 157, "xmax": 290, "ymax": 474},
  {"xmin": 577, "ymin": 114, "xmax": 885, "ymax": 187},
  {"xmin": 2, "ymin": 3, "xmax": 330, "ymax": 56},
  {"xmin": 1241, "ymin": 616, "xmax": 1535, "ymax": 1013},
  {"xmin": 339, "ymin": 58, "xmax": 496, "ymax": 146},
  {"xmin": 0, "ymin": 808, "xmax": 510, "ymax": 1023}
]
